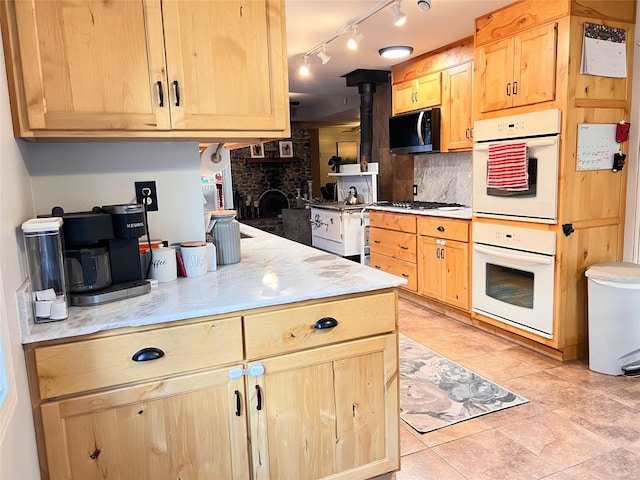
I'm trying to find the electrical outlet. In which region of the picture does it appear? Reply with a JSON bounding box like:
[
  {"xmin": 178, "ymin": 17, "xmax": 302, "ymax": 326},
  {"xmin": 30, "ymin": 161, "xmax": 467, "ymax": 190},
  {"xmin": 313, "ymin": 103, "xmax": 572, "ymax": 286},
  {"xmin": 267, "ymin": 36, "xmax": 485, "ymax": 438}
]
[
  {"xmin": 135, "ymin": 181, "xmax": 158, "ymax": 211},
  {"xmin": 413, "ymin": 184, "xmax": 418, "ymax": 196}
]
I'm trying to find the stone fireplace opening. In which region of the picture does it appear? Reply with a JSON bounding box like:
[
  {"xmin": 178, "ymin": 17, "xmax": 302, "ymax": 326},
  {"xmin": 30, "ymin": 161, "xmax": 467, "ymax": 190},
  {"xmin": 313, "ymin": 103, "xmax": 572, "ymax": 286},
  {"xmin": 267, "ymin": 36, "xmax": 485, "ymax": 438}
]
[{"xmin": 259, "ymin": 189, "xmax": 288, "ymax": 218}]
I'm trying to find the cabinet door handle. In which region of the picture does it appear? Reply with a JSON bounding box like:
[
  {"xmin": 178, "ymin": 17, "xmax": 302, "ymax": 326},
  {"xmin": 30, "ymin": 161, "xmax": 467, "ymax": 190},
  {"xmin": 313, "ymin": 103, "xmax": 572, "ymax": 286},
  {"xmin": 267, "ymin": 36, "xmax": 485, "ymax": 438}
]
[
  {"xmin": 314, "ymin": 317, "xmax": 338, "ymax": 330},
  {"xmin": 441, "ymin": 248, "xmax": 445, "ymax": 260},
  {"xmin": 256, "ymin": 385, "xmax": 262, "ymax": 411},
  {"xmin": 156, "ymin": 81, "xmax": 164, "ymax": 107},
  {"xmin": 234, "ymin": 390, "xmax": 242, "ymax": 416},
  {"xmin": 402, "ymin": 273, "xmax": 409, "ymax": 278},
  {"xmin": 437, "ymin": 226, "xmax": 445, "ymax": 232},
  {"xmin": 506, "ymin": 82, "xmax": 511, "ymax": 96},
  {"xmin": 436, "ymin": 248, "xmax": 440, "ymax": 259},
  {"xmin": 131, "ymin": 347, "xmax": 165, "ymax": 362},
  {"xmin": 374, "ymin": 264, "xmax": 382, "ymax": 269},
  {"xmin": 512, "ymin": 81, "xmax": 518, "ymax": 95},
  {"xmin": 400, "ymin": 245, "xmax": 409, "ymax": 250},
  {"xmin": 173, "ymin": 80, "xmax": 180, "ymax": 106},
  {"xmin": 374, "ymin": 239, "xmax": 381, "ymax": 243}
]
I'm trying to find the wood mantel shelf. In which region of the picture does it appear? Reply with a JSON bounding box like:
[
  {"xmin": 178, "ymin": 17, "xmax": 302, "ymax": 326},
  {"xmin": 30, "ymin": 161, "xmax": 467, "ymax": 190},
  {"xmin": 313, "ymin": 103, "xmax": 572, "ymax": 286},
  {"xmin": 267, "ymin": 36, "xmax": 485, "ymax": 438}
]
[{"xmin": 246, "ymin": 156, "xmax": 300, "ymax": 163}]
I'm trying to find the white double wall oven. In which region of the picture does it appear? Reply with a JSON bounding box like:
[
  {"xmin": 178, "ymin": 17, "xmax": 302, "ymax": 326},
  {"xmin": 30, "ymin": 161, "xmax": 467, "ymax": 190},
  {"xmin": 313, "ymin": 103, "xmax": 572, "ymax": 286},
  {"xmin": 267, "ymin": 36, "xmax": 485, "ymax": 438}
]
[{"xmin": 472, "ymin": 109, "xmax": 562, "ymax": 338}]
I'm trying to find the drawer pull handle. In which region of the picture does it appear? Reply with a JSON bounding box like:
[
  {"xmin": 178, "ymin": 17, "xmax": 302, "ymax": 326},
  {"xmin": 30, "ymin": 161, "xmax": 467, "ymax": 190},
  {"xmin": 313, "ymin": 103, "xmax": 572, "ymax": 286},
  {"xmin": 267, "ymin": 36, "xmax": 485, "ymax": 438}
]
[
  {"xmin": 374, "ymin": 265, "xmax": 382, "ymax": 269},
  {"xmin": 256, "ymin": 385, "xmax": 262, "ymax": 411},
  {"xmin": 374, "ymin": 240, "xmax": 381, "ymax": 243},
  {"xmin": 402, "ymin": 273, "xmax": 410, "ymax": 278},
  {"xmin": 437, "ymin": 226, "xmax": 445, "ymax": 232},
  {"xmin": 131, "ymin": 347, "xmax": 165, "ymax": 362},
  {"xmin": 400, "ymin": 245, "xmax": 409, "ymax": 249},
  {"xmin": 234, "ymin": 390, "xmax": 242, "ymax": 416},
  {"xmin": 314, "ymin": 317, "xmax": 338, "ymax": 330}
]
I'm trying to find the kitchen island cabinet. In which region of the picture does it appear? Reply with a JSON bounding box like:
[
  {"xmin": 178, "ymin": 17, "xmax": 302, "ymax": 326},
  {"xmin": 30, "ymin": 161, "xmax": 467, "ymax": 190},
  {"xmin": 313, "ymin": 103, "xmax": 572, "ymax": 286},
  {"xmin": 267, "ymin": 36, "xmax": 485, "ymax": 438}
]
[
  {"xmin": 20, "ymin": 225, "xmax": 403, "ymax": 480},
  {"xmin": 0, "ymin": 0, "xmax": 290, "ymax": 141}
]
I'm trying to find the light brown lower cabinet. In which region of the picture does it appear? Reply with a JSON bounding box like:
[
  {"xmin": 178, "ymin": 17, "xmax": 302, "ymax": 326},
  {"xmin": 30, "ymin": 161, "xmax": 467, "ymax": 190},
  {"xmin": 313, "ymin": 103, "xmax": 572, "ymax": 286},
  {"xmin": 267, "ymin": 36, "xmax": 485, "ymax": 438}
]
[
  {"xmin": 27, "ymin": 291, "xmax": 399, "ymax": 480},
  {"xmin": 41, "ymin": 368, "xmax": 251, "ymax": 479},
  {"xmin": 417, "ymin": 217, "xmax": 470, "ymax": 311}
]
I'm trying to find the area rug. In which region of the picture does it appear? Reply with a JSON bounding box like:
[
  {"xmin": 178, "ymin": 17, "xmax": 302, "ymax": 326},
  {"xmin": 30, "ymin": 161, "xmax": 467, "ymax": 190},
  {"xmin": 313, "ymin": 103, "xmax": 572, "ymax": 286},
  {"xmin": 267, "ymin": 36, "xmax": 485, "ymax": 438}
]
[{"xmin": 399, "ymin": 334, "xmax": 529, "ymax": 433}]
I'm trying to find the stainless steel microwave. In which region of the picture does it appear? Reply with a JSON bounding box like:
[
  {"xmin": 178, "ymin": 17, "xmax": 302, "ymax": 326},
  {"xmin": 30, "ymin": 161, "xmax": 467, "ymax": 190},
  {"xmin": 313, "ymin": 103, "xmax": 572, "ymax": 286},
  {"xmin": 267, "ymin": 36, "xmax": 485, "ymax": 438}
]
[{"xmin": 389, "ymin": 107, "xmax": 441, "ymax": 154}]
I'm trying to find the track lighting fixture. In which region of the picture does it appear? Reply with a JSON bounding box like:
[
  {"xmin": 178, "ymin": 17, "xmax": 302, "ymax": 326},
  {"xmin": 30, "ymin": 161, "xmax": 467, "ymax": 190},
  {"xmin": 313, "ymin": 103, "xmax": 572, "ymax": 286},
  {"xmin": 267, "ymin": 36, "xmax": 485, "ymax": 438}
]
[
  {"xmin": 317, "ymin": 46, "xmax": 331, "ymax": 64},
  {"xmin": 299, "ymin": 55, "xmax": 310, "ymax": 76},
  {"xmin": 297, "ymin": 0, "xmax": 429, "ymax": 79},
  {"xmin": 347, "ymin": 27, "xmax": 363, "ymax": 51},
  {"xmin": 417, "ymin": 0, "xmax": 431, "ymax": 12},
  {"xmin": 391, "ymin": 2, "xmax": 406, "ymax": 26},
  {"xmin": 379, "ymin": 45, "xmax": 413, "ymax": 59}
]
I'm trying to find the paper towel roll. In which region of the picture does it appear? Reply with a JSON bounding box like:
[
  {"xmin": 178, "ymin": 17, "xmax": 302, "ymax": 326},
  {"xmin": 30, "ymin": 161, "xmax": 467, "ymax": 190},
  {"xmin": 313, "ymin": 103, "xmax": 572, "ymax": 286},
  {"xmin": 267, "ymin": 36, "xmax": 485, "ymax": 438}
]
[{"xmin": 200, "ymin": 143, "xmax": 230, "ymax": 176}]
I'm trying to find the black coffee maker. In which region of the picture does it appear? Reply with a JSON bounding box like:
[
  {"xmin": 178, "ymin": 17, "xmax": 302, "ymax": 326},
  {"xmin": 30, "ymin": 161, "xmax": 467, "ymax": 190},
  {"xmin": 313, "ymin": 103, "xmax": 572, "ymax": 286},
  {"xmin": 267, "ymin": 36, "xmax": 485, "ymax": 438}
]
[{"xmin": 52, "ymin": 204, "xmax": 151, "ymax": 306}]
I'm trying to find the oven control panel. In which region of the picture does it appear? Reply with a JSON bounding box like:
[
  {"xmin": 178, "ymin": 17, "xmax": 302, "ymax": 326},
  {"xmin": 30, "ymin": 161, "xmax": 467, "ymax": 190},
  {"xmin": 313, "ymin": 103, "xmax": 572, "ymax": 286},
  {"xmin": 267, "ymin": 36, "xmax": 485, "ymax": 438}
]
[{"xmin": 473, "ymin": 223, "xmax": 556, "ymax": 255}]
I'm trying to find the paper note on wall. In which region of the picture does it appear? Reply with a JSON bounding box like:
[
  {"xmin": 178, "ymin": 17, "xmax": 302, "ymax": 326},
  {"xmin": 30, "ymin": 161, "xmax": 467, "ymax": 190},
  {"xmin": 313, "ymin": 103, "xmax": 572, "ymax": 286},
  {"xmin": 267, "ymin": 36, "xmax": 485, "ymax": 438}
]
[
  {"xmin": 576, "ymin": 124, "xmax": 619, "ymax": 171},
  {"xmin": 580, "ymin": 23, "xmax": 627, "ymax": 78}
]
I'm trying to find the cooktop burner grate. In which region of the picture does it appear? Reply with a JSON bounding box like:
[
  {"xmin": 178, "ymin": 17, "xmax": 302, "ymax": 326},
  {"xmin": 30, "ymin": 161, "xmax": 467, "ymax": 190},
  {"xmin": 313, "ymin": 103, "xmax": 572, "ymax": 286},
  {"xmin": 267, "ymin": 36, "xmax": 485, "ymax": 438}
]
[{"xmin": 387, "ymin": 201, "xmax": 465, "ymax": 210}]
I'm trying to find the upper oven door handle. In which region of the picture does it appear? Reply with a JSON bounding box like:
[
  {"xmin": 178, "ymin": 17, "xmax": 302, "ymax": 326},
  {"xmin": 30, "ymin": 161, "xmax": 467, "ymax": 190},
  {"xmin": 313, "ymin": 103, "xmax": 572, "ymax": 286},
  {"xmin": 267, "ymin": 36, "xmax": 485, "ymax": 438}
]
[
  {"xmin": 473, "ymin": 244, "xmax": 554, "ymax": 266},
  {"xmin": 473, "ymin": 137, "xmax": 557, "ymax": 151}
]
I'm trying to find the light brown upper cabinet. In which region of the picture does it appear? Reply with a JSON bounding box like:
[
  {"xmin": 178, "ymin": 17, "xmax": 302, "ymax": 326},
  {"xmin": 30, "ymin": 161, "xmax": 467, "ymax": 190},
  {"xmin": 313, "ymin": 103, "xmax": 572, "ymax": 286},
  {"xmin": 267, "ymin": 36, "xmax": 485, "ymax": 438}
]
[
  {"xmin": 392, "ymin": 72, "xmax": 442, "ymax": 116},
  {"xmin": 475, "ymin": 23, "xmax": 557, "ymax": 113},
  {"xmin": 442, "ymin": 62, "xmax": 473, "ymax": 151},
  {"xmin": 0, "ymin": 0, "xmax": 290, "ymax": 141}
]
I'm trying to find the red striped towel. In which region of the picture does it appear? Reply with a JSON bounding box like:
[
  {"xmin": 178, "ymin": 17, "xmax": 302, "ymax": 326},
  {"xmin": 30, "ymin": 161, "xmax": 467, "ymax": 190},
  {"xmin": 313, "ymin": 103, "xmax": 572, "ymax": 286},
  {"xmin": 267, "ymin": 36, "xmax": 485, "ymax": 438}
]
[{"xmin": 486, "ymin": 142, "xmax": 529, "ymax": 191}]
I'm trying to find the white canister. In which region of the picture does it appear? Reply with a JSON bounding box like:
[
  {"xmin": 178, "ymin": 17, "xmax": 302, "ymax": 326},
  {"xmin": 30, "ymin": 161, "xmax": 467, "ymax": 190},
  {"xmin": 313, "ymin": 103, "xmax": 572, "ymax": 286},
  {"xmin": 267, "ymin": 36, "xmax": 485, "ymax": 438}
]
[
  {"xmin": 180, "ymin": 242, "xmax": 208, "ymax": 278},
  {"xmin": 149, "ymin": 247, "xmax": 177, "ymax": 282}
]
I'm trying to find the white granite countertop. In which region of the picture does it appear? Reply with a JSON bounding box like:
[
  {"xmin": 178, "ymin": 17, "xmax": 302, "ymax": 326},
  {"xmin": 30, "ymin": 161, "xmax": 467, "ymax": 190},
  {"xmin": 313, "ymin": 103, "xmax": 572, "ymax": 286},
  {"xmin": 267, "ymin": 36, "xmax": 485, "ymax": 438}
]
[
  {"xmin": 19, "ymin": 224, "xmax": 406, "ymax": 344},
  {"xmin": 367, "ymin": 204, "xmax": 472, "ymax": 220}
]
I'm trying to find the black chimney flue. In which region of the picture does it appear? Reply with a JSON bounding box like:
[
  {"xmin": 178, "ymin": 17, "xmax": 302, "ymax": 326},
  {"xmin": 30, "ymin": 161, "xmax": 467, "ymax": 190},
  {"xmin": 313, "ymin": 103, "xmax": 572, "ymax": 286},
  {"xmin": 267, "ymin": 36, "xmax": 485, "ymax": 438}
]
[{"xmin": 343, "ymin": 69, "xmax": 390, "ymax": 171}]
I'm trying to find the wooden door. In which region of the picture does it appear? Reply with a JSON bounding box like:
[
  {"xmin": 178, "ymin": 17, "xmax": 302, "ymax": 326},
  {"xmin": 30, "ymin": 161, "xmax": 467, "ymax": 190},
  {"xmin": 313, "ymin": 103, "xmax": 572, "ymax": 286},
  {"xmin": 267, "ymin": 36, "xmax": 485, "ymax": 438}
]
[
  {"xmin": 392, "ymin": 79, "xmax": 418, "ymax": 115},
  {"xmin": 513, "ymin": 23, "xmax": 557, "ymax": 108},
  {"xmin": 248, "ymin": 335, "xmax": 399, "ymax": 480},
  {"xmin": 161, "ymin": 0, "xmax": 289, "ymax": 132},
  {"xmin": 418, "ymin": 236, "xmax": 443, "ymax": 300},
  {"xmin": 9, "ymin": 0, "xmax": 170, "ymax": 132},
  {"xmin": 415, "ymin": 72, "xmax": 442, "ymax": 108},
  {"xmin": 476, "ymin": 37, "xmax": 514, "ymax": 113},
  {"xmin": 40, "ymin": 369, "xmax": 250, "ymax": 480},
  {"xmin": 443, "ymin": 63, "xmax": 473, "ymax": 150},
  {"xmin": 442, "ymin": 240, "xmax": 469, "ymax": 310}
]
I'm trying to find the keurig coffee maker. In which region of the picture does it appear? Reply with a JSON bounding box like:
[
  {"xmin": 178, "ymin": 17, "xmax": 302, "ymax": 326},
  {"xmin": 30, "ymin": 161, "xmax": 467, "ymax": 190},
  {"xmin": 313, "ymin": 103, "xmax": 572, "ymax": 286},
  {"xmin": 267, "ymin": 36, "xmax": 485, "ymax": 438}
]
[{"xmin": 52, "ymin": 204, "xmax": 151, "ymax": 306}]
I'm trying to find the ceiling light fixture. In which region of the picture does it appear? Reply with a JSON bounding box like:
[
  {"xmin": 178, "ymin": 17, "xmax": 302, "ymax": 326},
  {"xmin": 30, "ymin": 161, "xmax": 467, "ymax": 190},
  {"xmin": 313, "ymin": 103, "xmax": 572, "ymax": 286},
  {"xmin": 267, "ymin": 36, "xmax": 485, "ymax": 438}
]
[
  {"xmin": 379, "ymin": 45, "xmax": 414, "ymax": 59},
  {"xmin": 417, "ymin": 0, "xmax": 432, "ymax": 12},
  {"xmin": 391, "ymin": 2, "xmax": 407, "ymax": 26},
  {"xmin": 299, "ymin": 56, "xmax": 310, "ymax": 76},
  {"xmin": 347, "ymin": 27, "xmax": 363, "ymax": 50},
  {"xmin": 317, "ymin": 46, "xmax": 331, "ymax": 64}
]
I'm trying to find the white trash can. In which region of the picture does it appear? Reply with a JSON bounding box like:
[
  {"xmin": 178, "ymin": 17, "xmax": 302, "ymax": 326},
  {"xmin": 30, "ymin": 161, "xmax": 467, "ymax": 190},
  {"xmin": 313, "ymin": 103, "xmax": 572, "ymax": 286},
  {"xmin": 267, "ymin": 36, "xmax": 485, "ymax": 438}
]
[{"xmin": 585, "ymin": 262, "xmax": 640, "ymax": 376}]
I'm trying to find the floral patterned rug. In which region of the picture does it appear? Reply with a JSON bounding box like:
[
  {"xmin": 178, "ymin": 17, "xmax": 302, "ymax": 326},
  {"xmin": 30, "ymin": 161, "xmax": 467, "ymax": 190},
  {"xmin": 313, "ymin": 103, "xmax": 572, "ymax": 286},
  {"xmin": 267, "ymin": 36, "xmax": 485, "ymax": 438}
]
[{"xmin": 399, "ymin": 334, "xmax": 529, "ymax": 433}]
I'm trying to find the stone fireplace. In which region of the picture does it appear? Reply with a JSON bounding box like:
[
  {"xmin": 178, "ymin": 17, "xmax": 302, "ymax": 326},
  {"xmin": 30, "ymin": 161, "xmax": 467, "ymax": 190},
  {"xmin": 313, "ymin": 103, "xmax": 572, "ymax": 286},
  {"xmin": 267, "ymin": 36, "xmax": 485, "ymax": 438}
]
[{"xmin": 230, "ymin": 127, "xmax": 312, "ymax": 236}]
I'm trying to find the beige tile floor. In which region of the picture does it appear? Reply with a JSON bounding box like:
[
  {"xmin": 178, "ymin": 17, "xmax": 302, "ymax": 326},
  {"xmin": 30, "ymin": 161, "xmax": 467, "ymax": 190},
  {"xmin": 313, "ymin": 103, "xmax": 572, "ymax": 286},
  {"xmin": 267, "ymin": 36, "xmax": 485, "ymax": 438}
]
[{"xmin": 375, "ymin": 297, "xmax": 640, "ymax": 480}]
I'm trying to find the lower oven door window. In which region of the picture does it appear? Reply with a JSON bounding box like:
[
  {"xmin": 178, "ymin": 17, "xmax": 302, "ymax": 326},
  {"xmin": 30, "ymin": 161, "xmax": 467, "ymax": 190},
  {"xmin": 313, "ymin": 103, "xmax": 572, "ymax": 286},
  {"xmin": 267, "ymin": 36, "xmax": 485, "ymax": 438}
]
[{"xmin": 472, "ymin": 243, "xmax": 554, "ymax": 338}]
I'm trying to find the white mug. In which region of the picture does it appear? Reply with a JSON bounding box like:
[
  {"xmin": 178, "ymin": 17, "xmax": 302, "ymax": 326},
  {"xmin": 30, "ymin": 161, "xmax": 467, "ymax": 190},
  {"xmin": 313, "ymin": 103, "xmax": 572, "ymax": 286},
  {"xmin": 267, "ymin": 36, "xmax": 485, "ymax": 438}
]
[
  {"xmin": 180, "ymin": 242, "xmax": 208, "ymax": 278},
  {"xmin": 149, "ymin": 247, "xmax": 177, "ymax": 282}
]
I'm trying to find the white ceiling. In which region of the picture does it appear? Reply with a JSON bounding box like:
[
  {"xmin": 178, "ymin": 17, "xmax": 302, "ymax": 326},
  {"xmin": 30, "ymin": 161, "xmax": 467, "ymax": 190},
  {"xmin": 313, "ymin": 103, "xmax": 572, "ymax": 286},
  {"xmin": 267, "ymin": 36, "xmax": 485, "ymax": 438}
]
[{"xmin": 285, "ymin": 0, "xmax": 514, "ymax": 124}]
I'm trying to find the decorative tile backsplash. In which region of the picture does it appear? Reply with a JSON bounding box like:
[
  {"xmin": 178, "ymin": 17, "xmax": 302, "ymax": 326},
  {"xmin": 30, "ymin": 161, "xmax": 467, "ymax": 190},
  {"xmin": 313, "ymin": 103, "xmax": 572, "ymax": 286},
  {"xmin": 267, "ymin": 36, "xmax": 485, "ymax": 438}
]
[{"xmin": 414, "ymin": 152, "xmax": 472, "ymax": 206}]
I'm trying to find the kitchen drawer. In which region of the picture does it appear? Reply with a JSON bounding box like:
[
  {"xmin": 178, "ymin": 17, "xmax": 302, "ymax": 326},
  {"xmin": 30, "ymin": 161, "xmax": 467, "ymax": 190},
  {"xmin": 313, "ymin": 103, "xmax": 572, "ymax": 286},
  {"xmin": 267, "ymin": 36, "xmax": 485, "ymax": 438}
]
[
  {"xmin": 370, "ymin": 210, "xmax": 417, "ymax": 233},
  {"xmin": 370, "ymin": 253, "xmax": 417, "ymax": 292},
  {"xmin": 244, "ymin": 291, "xmax": 396, "ymax": 360},
  {"xmin": 34, "ymin": 317, "xmax": 243, "ymax": 400},
  {"xmin": 370, "ymin": 227, "xmax": 416, "ymax": 262},
  {"xmin": 417, "ymin": 216, "xmax": 469, "ymax": 242}
]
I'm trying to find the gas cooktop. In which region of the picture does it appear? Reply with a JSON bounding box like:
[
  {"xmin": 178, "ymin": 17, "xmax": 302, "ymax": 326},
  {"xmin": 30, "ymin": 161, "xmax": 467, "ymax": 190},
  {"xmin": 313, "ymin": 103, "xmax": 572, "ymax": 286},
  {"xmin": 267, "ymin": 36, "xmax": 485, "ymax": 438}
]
[{"xmin": 377, "ymin": 201, "xmax": 466, "ymax": 211}]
